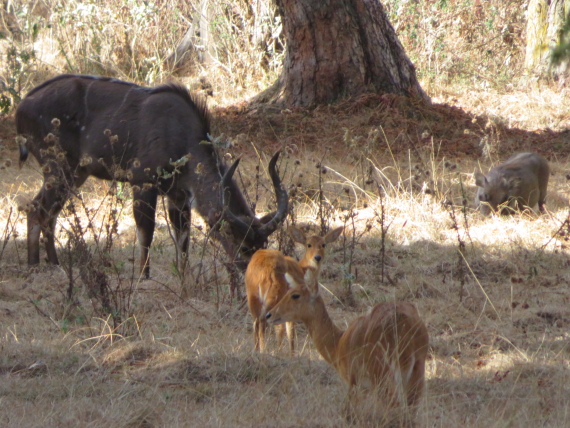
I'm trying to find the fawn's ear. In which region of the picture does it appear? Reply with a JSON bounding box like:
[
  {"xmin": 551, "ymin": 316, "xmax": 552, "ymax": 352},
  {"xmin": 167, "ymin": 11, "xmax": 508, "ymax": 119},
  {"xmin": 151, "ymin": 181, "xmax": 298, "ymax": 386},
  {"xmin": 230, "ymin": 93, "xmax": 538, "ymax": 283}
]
[
  {"xmin": 325, "ymin": 226, "xmax": 343, "ymax": 244},
  {"xmin": 288, "ymin": 225, "xmax": 307, "ymax": 245}
]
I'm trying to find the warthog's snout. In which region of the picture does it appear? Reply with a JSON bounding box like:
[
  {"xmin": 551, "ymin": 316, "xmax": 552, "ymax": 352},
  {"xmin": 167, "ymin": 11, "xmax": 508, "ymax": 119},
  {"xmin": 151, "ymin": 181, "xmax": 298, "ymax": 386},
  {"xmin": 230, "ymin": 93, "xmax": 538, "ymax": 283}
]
[{"xmin": 475, "ymin": 152, "xmax": 549, "ymax": 215}]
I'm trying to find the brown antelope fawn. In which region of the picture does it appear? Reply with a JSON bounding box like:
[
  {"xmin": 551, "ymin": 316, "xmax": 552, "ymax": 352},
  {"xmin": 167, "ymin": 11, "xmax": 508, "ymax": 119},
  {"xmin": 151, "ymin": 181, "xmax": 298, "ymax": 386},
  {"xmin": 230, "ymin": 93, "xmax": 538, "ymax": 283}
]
[
  {"xmin": 265, "ymin": 269, "xmax": 429, "ymax": 422},
  {"xmin": 245, "ymin": 226, "xmax": 343, "ymax": 354}
]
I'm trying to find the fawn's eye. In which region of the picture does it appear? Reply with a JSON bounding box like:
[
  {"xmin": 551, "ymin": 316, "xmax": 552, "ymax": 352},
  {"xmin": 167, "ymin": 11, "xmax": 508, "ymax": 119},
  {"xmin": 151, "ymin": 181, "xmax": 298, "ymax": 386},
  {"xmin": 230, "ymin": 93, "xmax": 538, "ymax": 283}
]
[
  {"xmin": 307, "ymin": 244, "xmax": 312, "ymax": 248},
  {"xmin": 292, "ymin": 294, "xmax": 300, "ymax": 300}
]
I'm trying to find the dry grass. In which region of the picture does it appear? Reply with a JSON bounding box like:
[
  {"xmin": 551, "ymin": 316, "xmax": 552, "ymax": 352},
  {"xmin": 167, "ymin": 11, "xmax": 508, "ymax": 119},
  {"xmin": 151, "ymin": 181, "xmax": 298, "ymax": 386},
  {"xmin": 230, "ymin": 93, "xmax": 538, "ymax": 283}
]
[
  {"xmin": 0, "ymin": 137, "xmax": 569, "ymax": 426},
  {"xmin": 1, "ymin": 0, "xmax": 570, "ymax": 427}
]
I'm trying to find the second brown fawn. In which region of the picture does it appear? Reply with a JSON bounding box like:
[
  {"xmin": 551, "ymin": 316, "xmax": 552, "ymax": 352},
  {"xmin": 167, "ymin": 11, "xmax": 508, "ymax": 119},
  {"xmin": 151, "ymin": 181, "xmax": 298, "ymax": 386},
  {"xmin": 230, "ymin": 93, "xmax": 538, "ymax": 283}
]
[{"xmin": 245, "ymin": 226, "xmax": 343, "ymax": 354}]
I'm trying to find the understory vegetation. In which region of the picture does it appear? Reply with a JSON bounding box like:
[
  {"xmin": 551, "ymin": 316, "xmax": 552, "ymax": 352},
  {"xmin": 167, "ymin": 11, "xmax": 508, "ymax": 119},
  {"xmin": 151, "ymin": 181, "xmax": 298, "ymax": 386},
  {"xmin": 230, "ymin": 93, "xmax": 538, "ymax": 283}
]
[{"xmin": 0, "ymin": 1, "xmax": 569, "ymax": 427}]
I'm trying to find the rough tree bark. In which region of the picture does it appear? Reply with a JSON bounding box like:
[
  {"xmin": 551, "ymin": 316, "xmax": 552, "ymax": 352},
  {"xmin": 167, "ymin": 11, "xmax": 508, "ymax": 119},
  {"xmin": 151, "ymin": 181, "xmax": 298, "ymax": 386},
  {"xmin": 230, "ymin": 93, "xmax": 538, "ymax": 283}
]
[
  {"xmin": 525, "ymin": 0, "xmax": 570, "ymax": 76},
  {"xmin": 254, "ymin": 0, "xmax": 429, "ymax": 107}
]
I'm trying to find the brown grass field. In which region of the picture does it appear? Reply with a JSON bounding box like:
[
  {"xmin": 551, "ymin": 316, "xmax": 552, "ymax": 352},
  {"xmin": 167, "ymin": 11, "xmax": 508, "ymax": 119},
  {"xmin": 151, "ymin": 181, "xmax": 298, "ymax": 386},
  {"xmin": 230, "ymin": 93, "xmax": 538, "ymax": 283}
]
[{"xmin": 1, "ymin": 1, "xmax": 570, "ymax": 427}]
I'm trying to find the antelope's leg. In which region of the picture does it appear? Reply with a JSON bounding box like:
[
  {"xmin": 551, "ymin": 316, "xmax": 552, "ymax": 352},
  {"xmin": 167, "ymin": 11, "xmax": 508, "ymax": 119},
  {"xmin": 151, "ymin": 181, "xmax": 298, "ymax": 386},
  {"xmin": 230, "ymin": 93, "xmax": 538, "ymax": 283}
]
[
  {"xmin": 28, "ymin": 184, "xmax": 66, "ymax": 265},
  {"xmin": 167, "ymin": 190, "xmax": 191, "ymax": 255},
  {"xmin": 133, "ymin": 187, "xmax": 158, "ymax": 278},
  {"xmin": 28, "ymin": 160, "xmax": 80, "ymax": 266}
]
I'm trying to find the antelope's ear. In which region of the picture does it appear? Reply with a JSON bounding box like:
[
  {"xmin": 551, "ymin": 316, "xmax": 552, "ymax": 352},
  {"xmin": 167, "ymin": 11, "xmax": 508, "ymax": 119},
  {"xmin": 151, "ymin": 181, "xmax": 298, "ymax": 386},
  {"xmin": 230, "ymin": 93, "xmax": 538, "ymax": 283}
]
[
  {"xmin": 284, "ymin": 272, "xmax": 303, "ymax": 289},
  {"xmin": 325, "ymin": 226, "xmax": 343, "ymax": 243},
  {"xmin": 208, "ymin": 208, "xmax": 222, "ymax": 228},
  {"xmin": 288, "ymin": 225, "xmax": 307, "ymax": 245}
]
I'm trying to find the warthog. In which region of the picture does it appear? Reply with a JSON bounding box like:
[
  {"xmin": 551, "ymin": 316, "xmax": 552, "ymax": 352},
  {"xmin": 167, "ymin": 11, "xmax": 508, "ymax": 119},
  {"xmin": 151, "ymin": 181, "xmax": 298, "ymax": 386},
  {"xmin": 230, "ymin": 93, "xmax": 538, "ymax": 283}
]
[
  {"xmin": 16, "ymin": 74, "xmax": 288, "ymax": 283},
  {"xmin": 474, "ymin": 152, "xmax": 549, "ymax": 215}
]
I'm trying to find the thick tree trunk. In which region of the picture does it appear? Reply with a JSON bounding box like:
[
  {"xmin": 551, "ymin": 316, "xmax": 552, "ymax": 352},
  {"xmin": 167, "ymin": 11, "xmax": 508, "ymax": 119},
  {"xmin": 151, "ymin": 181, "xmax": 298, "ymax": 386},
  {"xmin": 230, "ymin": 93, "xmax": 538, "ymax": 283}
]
[
  {"xmin": 525, "ymin": 0, "xmax": 570, "ymax": 75},
  {"xmin": 256, "ymin": 0, "xmax": 428, "ymax": 107}
]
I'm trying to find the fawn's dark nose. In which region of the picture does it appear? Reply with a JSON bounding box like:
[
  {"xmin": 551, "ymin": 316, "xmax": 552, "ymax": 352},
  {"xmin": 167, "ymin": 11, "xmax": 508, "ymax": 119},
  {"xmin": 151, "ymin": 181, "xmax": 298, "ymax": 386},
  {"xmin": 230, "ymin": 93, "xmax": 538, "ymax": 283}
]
[{"xmin": 314, "ymin": 255, "xmax": 322, "ymax": 262}]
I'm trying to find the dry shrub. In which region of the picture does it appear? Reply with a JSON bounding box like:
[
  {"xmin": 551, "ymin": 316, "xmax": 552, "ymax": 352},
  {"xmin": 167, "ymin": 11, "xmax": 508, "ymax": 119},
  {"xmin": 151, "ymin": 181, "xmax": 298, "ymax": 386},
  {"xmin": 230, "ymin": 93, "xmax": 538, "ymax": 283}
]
[
  {"xmin": 0, "ymin": 0, "xmax": 283, "ymax": 107},
  {"xmin": 385, "ymin": 0, "xmax": 527, "ymax": 90}
]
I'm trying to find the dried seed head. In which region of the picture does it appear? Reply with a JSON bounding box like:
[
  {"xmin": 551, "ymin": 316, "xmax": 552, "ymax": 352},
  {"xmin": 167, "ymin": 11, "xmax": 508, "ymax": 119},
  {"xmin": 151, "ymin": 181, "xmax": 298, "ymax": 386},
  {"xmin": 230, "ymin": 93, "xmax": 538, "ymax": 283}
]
[
  {"xmin": 144, "ymin": 167, "xmax": 151, "ymax": 174},
  {"xmin": 56, "ymin": 152, "xmax": 66, "ymax": 161},
  {"xmin": 51, "ymin": 118, "xmax": 61, "ymax": 128},
  {"xmin": 142, "ymin": 182, "xmax": 154, "ymax": 191},
  {"xmin": 79, "ymin": 156, "xmax": 92, "ymax": 167},
  {"xmin": 98, "ymin": 158, "xmax": 105, "ymax": 165},
  {"xmin": 44, "ymin": 133, "xmax": 56, "ymax": 144},
  {"xmin": 195, "ymin": 162, "xmax": 204, "ymax": 175},
  {"xmin": 15, "ymin": 135, "xmax": 27, "ymax": 145},
  {"xmin": 132, "ymin": 158, "xmax": 141, "ymax": 168},
  {"xmin": 110, "ymin": 135, "xmax": 119, "ymax": 144},
  {"xmin": 104, "ymin": 129, "xmax": 112, "ymax": 137},
  {"xmin": 126, "ymin": 170, "xmax": 134, "ymax": 180},
  {"xmin": 45, "ymin": 182, "xmax": 53, "ymax": 190},
  {"xmin": 131, "ymin": 185, "xmax": 141, "ymax": 193},
  {"xmin": 42, "ymin": 164, "xmax": 51, "ymax": 174}
]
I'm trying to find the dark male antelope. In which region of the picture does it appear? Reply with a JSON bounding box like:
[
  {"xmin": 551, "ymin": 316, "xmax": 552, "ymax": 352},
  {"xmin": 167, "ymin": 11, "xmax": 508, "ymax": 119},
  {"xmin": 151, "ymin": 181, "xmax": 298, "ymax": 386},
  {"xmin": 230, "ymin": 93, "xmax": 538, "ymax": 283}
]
[
  {"xmin": 245, "ymin": 226, "xmax": 343, "ymax": 354},
  {"xmin": 266, "ymin": 270, "xmax": 429, "ymax": 422},
  {"xmin": 475, "ymin": 152, "xmax": 549, "ymax": 215},
  {"xmin": 16, "ymin": 74, "xmax": 288, "ymax": 282}
]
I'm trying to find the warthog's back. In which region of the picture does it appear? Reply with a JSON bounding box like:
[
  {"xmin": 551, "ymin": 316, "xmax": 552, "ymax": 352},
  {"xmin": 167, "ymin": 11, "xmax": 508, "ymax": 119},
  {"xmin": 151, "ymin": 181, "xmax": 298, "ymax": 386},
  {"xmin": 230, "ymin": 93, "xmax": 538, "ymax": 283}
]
[{"xmin": 475, "ymin": 152, "xmax": 549, "ymax": 215}]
